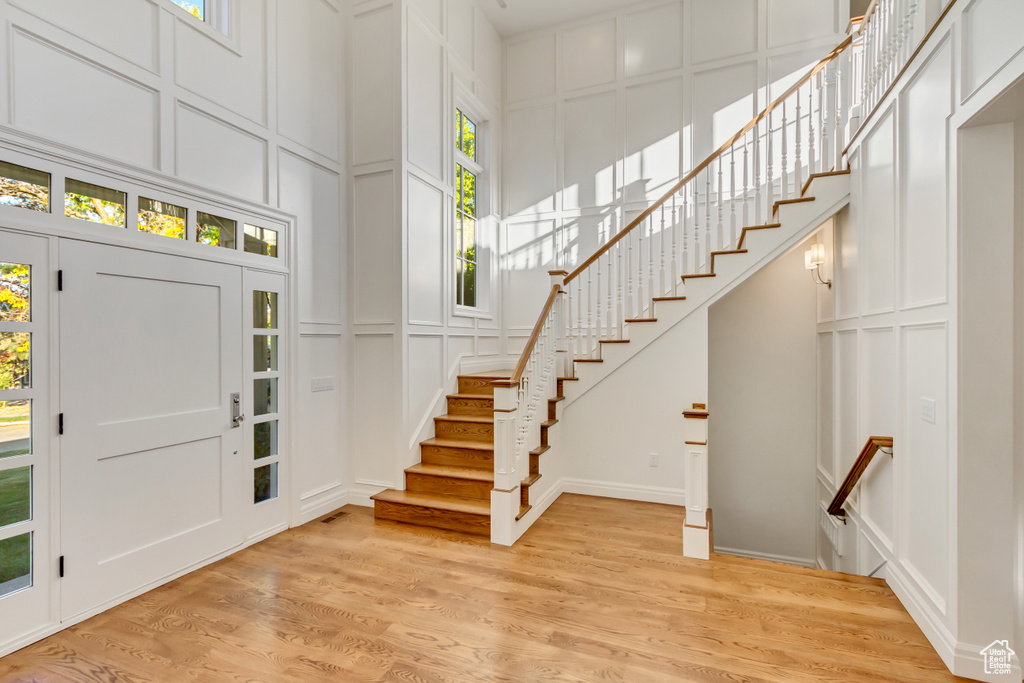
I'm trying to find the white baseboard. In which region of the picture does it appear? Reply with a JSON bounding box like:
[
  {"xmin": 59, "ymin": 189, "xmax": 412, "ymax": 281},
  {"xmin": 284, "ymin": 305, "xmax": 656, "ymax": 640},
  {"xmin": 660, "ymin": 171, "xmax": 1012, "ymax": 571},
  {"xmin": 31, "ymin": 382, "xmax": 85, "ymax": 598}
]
[
  {"xmin": 713, "ymin": 546, "xmax": 817, "ymax": 569},
  {"xmin": 562, "ymin": 477, "xmax": 685, "ymax": 506},
  {"xmin": 953, "ymin": 642, "xmax": 1023, "ymax": 682},
  {"xmin": 885, "ymin": 560, "xmax": 958, "ymax": 674},
  {"xmin": 296, "ymin": 484, "xmax": 350, "ymax": 525}
]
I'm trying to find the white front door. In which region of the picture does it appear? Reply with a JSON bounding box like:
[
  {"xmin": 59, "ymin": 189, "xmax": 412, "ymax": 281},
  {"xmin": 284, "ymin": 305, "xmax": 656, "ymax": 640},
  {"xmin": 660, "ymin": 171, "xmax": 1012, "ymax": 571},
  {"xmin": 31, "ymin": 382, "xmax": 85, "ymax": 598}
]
[
  {"xmin": 58, "ymin": 239, "xmax": 245, "ymax": 620},
  {"xmin": 0, "ymin": 229, "xmax": 52, "ymax": 647}
]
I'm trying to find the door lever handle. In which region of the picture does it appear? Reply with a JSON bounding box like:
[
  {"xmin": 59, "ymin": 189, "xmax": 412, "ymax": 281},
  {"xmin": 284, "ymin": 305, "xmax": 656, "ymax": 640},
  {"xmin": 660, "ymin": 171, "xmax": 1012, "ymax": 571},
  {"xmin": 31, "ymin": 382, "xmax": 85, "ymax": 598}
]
[{"xmin": 231, "ymin": 392, "xmax": 244, "ymax": 428}]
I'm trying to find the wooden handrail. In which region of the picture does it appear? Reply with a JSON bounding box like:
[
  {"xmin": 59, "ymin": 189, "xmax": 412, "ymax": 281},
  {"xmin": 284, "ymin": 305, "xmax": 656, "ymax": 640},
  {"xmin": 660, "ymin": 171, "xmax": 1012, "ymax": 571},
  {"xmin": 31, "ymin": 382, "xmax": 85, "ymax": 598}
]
[
  {"xmin": 492, "ymin": 283, "xmax": 560, "ymax": 387},
  {"xmin": 828, "ymin": 436, "xmax": 893, "ymax": 516},
  {"xmin": 563, "ymin": 35, "xmax": 853, "ymax": 286}
]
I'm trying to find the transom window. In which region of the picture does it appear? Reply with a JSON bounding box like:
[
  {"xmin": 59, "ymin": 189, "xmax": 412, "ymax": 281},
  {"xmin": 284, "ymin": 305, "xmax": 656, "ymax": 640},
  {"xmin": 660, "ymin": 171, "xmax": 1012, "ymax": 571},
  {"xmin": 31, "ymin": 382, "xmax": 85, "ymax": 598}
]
[{"xmin": 455, "ymin": 108, "xmax": 478, "ymax": 309}]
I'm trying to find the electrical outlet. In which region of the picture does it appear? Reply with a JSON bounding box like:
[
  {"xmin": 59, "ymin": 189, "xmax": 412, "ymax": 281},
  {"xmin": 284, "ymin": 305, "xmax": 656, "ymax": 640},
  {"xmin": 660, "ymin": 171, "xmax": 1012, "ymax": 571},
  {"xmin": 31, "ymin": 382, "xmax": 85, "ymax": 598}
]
[
  {"xmin": 921, "ymin": 397, "xmax": 936, "ymax": 424},
  {"xmin": 648, "ymin": 453, "xmax": 659, "ymax": 467}
]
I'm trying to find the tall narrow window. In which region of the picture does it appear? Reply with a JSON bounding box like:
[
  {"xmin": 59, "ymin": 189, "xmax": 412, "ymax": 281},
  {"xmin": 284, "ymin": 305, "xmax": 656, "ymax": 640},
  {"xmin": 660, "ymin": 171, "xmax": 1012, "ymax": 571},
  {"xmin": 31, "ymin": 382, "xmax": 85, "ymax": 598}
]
[
  {"xmin": 172, "ymin": 0, "xmax": 204, "ymax": 20},
  {"xmin": 455, "ymin": 108, "xmax": 479, "ymax": 308}
]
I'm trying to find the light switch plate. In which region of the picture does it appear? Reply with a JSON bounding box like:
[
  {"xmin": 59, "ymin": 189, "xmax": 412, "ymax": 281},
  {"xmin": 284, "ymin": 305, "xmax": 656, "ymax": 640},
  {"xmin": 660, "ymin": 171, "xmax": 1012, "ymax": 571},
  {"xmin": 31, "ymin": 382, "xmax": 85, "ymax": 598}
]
[{"xmin": 921, "ymin": 397, "xmax": 936, "ymax": 424}]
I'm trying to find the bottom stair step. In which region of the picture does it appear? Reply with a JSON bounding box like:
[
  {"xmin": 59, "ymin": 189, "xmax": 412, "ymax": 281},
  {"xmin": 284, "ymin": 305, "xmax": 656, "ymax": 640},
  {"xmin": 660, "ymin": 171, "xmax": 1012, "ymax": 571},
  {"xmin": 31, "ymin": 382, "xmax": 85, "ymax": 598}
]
[{"xmin": 371, "ymin": 489, "xmax": 490, "ymax": 536}]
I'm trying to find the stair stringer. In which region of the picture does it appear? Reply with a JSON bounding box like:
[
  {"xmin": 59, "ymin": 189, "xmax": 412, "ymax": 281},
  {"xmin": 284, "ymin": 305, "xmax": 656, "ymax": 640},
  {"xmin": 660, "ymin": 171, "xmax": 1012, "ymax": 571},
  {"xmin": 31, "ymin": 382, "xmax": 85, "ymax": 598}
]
[{"xmin": 561, "ymin": 173, "xmax": 850, "ymax": 408}]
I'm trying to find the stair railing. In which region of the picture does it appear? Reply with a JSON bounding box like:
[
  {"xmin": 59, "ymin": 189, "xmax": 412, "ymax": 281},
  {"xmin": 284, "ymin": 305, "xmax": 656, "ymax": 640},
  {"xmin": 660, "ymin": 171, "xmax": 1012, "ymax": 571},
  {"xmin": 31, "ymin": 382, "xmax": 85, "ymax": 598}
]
[
  {"xmin": 828, "ymin": 436, "xmax": 894, "ymax": 517},
  {"xmin": 490, "ymin": 0, "xmax": 928, "ymax": 535}
]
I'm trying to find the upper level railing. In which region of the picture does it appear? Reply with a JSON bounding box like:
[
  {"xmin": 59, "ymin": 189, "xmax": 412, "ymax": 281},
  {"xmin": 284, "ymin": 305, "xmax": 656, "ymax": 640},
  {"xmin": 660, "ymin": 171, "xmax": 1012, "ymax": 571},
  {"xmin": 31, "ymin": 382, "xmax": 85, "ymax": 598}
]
[{"xmin": 491, "ymin": 0, "xmax": 939, "ymax": 521}]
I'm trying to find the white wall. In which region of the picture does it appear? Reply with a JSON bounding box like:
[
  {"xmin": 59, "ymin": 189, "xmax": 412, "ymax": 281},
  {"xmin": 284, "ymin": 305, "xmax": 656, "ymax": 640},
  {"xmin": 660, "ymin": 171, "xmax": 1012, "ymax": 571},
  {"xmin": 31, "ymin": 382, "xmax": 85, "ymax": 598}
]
[
  {"xmin": 708, "ymin": 234, "xmax": 819, "ymax": 566},
  {"xmin": 348, "ymin": 0, "xmax": 503, "ymax": 500},
  {"xmin": 816, "ymin": 1, "xmax": 1024, "ymax": 678},
  {"xmin": 0, "ymin": 0, "xmax": 348, "ymax": 523},
  {"xmin": 500, "ymin": 0, "xmax": 848, "ymax": 358}
]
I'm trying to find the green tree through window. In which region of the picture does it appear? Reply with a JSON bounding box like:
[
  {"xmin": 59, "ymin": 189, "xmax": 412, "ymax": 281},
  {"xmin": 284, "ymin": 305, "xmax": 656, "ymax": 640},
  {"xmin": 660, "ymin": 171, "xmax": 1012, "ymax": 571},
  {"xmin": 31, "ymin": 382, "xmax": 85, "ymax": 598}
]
[{"xmin": 455, "ymin": 109, "xmax": 478, "ymax": 308}]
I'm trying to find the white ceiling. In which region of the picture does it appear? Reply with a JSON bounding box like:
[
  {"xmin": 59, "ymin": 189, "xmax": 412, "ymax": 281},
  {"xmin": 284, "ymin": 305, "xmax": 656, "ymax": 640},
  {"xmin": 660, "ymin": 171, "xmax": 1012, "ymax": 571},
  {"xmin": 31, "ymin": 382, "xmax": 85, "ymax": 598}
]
[{"xmin": 475, "ymin": 0, "xmax": 651, "ymax": 37}]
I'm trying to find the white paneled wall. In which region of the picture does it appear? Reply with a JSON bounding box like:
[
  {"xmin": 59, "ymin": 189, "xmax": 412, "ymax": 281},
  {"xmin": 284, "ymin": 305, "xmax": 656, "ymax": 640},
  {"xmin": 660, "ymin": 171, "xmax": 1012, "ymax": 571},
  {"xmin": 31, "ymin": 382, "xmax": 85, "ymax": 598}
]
[
  {"xmin": 349, "ymin": 0, "xmax": 503, "ymax": 501},
  {"xmin": 816, "ymin": 1, "xmax": 1024, "ymax": 677},
  {"xmin": 502, "ymin": 0, "xmax": 845, "ymax": 355},
  {"xmin": 0, "ymin": 0, "xmax": 348, "ymax": 525}
]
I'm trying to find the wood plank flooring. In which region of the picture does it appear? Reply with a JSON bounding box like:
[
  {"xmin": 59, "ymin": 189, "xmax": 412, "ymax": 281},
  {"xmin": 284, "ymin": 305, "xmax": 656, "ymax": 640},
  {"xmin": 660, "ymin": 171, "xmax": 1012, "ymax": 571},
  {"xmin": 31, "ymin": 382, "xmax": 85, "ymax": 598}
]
[{"xmin": 0, "ymin": 494, "xmax": 968, "ymax": 682}]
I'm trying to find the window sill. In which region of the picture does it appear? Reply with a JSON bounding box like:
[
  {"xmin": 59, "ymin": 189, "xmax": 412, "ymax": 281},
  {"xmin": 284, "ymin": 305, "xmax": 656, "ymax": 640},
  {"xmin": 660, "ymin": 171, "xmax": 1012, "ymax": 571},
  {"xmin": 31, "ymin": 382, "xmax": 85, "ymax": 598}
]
[{"xmin": 453, "ymin": 305, "xmax": 493, "ymax": 321}]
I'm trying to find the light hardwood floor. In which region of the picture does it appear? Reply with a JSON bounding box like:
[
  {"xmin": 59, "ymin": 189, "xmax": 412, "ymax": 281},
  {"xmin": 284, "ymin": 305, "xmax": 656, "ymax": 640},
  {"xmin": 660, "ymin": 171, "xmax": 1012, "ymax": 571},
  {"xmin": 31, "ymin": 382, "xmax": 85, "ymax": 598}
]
[{"xmin": 0, "ymin": 494, "xmax": 968, "ymax": 682}]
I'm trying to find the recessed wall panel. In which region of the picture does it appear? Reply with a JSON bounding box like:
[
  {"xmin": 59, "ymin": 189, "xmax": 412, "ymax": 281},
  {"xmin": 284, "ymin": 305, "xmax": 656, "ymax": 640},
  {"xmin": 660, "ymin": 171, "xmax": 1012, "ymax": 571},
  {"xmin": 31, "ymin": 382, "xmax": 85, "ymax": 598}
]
[
  {"xmin": 564, "ymin": 91, "xmax": 616, "ymax": 210},
  {"xmin": 295, "ymin": 335, "xmax": 344, "ymax": 497},
  {"xmin": 176, "ymin": 104, "xmax": 266, "ymax": 202},
  {"xmin": 279, "ymin": 151, "xmax": 342, "ymax": 324},
  {"xmin": 693, "ymin": 63, "xmax": 756, "ymax": 160},
  {"xmin": 408, "ymin": 335, "xmax": 443, "ymax": 429},
  {"xmin": 12, "ymin": 0, "xmax": 159, "ymax": 71},
  {"xmin": 174, "ymin": 2, "xmax": 266, "ymax": 124},
  {"xmin": 352, "ymin": 6, "xmax": 395, "ymax": 165},
  {"xmin": 862, "ymin": 110, "xmax": 895, "ymax": 314},
  {"xmin": 507, "ymin": 104, "xmax": 557, "ymax": 215},
  {"xmin": 861, "ymin": 327, "xmax": 895, "ymax": 546},
  {"xmin": 767, "ymin": 0, "xmax": 836, "ymax": 49},
  {"xmin": 836, "ymin": 166, "xmax": 859, "ymax": 318},
  {"xmin": 902, "ymin": 43, "xmax": 951, "ymax": 309},
  {"xmin": 447, "ymin": 0, "xmax": 475, "ymax": 68},
  {"xmin": 507, "ymin": 34, "xmax": 556, "ymax": 103},
  {"xmin": 625, "ymin": 78, "xmax": 683, "ymax": 202},
  {"xmin": 408, "ymin": 17, "xmax": 444, "ymax": 179},
  {"xmin": 408, "ymin": 175, "xmax": 444, "ymax": 326},
  {"xmin": 817, "ymin": 332, "xmax": 834, "ymax": 482},
  {"xmin": 12, "ymin": 31, "xmax": 158, "ymax": 169},
  {"xmin": 563, "ymin": 19, "xmax": 616, "ymax": 91},
  {"xmin": 505, "ymin": 219, "xmax": 556, "ymax": 329},
  {"xmin": 836, "ymin": 330, "xmax": 858, "ymax": 480},
  {"xmin": 448, "ymin": 335, "xmax": 475, "ymax": 369},
  {"xmin": 902, "ymin": 324, "xmax": 949, "ymax": 605},
  {"xmin": 354, "ymin": 171, "xmax": 396, "ymax": 324},
  {"xmin": 277, "ymin": 0, "xmax": 341, "ymax": 159},
  {"xmin": 964, "ymin": 0, "xmax": 1024, "ymax": 94},
  {"xmin": 693, "ymin": 0, "xmax": 757, "ymax": 64},
  {"xmin": 624, "ymin": 3, "xmax": 683, "ymax": 77},
  {"xmin": 353, "ymin": 335, "xmax": 396, "ymax": 485}
]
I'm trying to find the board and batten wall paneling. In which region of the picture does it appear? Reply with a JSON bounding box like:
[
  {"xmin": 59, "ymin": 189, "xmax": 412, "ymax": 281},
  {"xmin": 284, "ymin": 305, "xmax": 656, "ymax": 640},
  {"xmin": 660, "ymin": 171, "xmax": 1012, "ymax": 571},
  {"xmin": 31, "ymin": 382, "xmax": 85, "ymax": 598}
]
[
  {"xmin": 562, "ymin": 19, "xmax": 616, "ymax": 92},
  {"xmin": 407, "ymin": 13, "xmax": 444, "ymax": 180},
  {"xmin": 11, "ymin": 29, "xmax": 159, "ymax": 169},
  {"xmin": 407, "ymin": 174, "xmax": 445, "ymax": 326},
  {"xmin": 507, "ymin": 104, "xmax": 557, "ymax": 215},
  {"xmin": 295, "ymin": 335, "xmax": 345, "ymax": 499},
  {"xmin": 351, "ymin": 4, "xmax": 396, "ymax": 166},
  {"xmin": 623, "ymin": 2, "xmax": 683, "ymax": 78},
  {"xmin": 507, "ymin": 33, "xmax": 555, "ymax": 103},
  {"xmin": 859, "ymin": 327, "xmax": 896, "ymax": 548},
  {"xmin": 353, "ymin": 334, "xmax": 398, "ymax": 487},
  {"xmin": 624, "ymin": 77, "xmax": 685, "ymax": 203},
  {"xmin": 10, "ymin": 0, "xmax": 160, "ymax": 72},
  {"xmin": 279, "ymin": 150, "xmax": 343, "ymax": 325},
  {"xmin": 175, "ymin": 103, "xmax": 268, "ymax": 203},
  {"xmin": 766, "ymin": 0, "xmax": 840, "ymax": 49},
  {"xmin": 962, "ymin": 0, "xmax": 1024, "ymax": 97},
  {"xmin": 353, "ymin": 170, "xmax": 397, "ymax": 325},
  {"xmin": 900, "ymin": 323, "xmax": 949, "ymax": 609},
  {"xmin": 174, "ymin": 1, "xmax": 267, "ymax": 126},
  {"xmin": 563, "ymin": 90, "xmax": 617, "ymax": 211},
  {"xmin": 276, "ymin": 0, "xmax": 342, "ymax": 161},
  {"xmin": 861, "ymin": 109, "xmax": 896, "ymax": 315},
  {"xmin": 692, "ymin": 0, "xmax": 757, "ymax": 65},
  {"xmin": 900, "ymin": 39, "xmax": 951, "ymax": 309}
]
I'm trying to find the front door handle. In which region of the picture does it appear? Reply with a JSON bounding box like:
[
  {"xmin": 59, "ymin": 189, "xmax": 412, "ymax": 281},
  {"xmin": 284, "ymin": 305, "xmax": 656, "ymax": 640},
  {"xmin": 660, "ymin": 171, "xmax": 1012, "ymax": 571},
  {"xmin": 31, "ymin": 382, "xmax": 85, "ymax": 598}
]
[{"xmin": 231, "ymin": 392, "xmax": 244, "ymax": 428}]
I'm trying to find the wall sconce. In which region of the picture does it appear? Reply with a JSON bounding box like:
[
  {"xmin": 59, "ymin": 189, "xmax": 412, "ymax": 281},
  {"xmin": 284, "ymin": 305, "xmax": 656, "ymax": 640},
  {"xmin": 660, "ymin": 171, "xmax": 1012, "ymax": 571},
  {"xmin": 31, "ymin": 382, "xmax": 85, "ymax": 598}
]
[{"xmin": 805, "ymin": 242, "xmax": 832, "ymax": 288}]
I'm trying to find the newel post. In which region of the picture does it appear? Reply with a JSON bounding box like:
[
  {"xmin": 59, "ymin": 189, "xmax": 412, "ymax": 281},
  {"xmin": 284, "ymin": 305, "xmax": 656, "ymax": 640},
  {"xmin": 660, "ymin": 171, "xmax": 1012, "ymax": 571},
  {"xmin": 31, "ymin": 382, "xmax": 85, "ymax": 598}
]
[
  {"xmin": 683, "ymin": 403, "xmax": 711, "ymax": 560},
  {"xmin": 490, "ymin": 380, "xmax": 519, "ymax": 546},
  {"xmin": 549, "ymin": 270, "xmax": 568, "ymax": 378}
]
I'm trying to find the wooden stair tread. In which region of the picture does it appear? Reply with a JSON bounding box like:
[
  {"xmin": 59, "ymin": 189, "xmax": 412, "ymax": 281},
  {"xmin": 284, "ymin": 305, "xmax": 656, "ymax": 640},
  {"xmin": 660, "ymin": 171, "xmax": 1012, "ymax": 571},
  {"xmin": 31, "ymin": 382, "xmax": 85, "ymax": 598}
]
[
  {"xmin": 801, "ymin": 169, "xmax": 850, "ymax": 196},
  {"xmin": 541, "ymin": 420, "xmax": 557, "ymax": 428},
  {"xmin": 405, "ymin": 463, "xmax": 494, "ymax": 482},
  {"xmin": 516, "ymin": 504, "xmax": 532, "ymax": 521},
  {"xmin": 457, "ymin": 372, "xmax": 510, "ymax": 379},
  {"xmin": 521, "ymin": 473, "xmax": 542, "ymax": 487},
  {"xmin": 447, "ymin": 393, "xmax": 495, "ymax": 401},
  {"xmin": 370, "ymin": 489, "xmax": 490, "ymax": 516},
  {"xmin": 625, "ymin": 317, "xmax": 657, "ymax": 323},
  {"xmin": 652, "ymin": 296, "xmax": 687, "ymax": 302},
  {"xmin": 711, "ymin": 249, "xmax": 747, "ymax": 256},
  {"xmin": 434, "ymin": 414, "xmax": 494, "ymax": 424},
  {"xmin": 420, "ymin": 437, "xmax": 493, "ymax": 451},
  {"xmin": 575, "ymin": 358, "xmax": 603, "ymax": 363},
  {"xmin": 773, "ymin": 196, "xmax": 815, "ymax": 214},
  {"xmin": 531, "ymin": 444, "xmax": 551, "ymax": 456},
  {"xmin": 549, "ymin": 396, "xmax": 565, "ymax": 403},
  {"xmin": 599, "ymin": 339, "xmax": 630, "ymax": 344}
]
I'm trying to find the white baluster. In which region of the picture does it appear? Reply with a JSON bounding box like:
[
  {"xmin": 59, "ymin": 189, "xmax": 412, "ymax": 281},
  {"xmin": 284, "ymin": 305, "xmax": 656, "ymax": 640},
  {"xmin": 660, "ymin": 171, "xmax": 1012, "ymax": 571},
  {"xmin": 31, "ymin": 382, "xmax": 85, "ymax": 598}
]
[
  {"xmin": 586, "ymin": 266, "xmax": 593, "ymax": 357},
  {"xmin": 575, "ymin": 278, "xmax": 583, "ymax": 366},
  {"xmin": 795, "ymin": 85, "xmax": 803, "ymax": 195},
  {"xmin": 670, "ymin": 195, "xmax": 678, "ymax": 296},
  {"xmin": 704, "ymin": 170, "xmax": 712, "ymax": 270},
  {"xmin": 595, "ymin": 253, "xmax": 603, "ymax": 346},
  {"xmin": 647, "ymin": 215, "xmax": 654, "ymax": 309},
  {"xmin": 716, "ymin": 158, "xmax": 724, "ymax": 252},
  {"xmin": 627, "ymin": 229, "xmax": 634, "ymax": 320},
  {"xmin": 659, "ymin": 205, "xmax": 667, "ymax": 298},
  {"xmin": 617, "ymin": 240, "xmax": 624, "ymax": 337},
  {"xmin": 808, "ymin": 82, "xmax": 816, "ymax": 178},
  {"xmin": 729, "ymin": 144, "xmax": 737, "ymax": 249},
  {"xmin": 742, "ymin": 135, "xmax": 750, "ymax": 230},
  {"xmin": 605, "ymin": 251, "xmax": 613, "ymax": 339},
  {"xmin": 682, "ymin": 188, "xmax": 690, "ymax": 288},
  {"xmin": 766, "ymin": 109, "xmax": 774, "ymax": 219},
  {"xmin": 754, "ymin": 120, "xmax": 762, "ymax": 225},
  {"xmin": 781, "ymin": 100, "xmax": 789, "ymax": 200}
]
